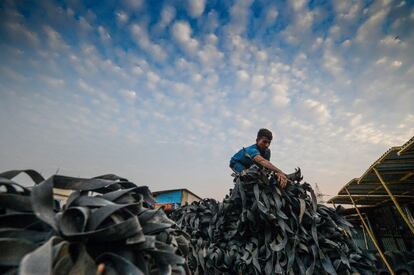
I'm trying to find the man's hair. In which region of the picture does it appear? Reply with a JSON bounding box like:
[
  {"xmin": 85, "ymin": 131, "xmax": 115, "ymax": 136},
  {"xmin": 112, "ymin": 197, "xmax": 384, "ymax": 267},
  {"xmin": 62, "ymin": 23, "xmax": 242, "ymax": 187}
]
[{"xmin": 257, "ymin": 128, "xmax": 273, "ymax": 140}]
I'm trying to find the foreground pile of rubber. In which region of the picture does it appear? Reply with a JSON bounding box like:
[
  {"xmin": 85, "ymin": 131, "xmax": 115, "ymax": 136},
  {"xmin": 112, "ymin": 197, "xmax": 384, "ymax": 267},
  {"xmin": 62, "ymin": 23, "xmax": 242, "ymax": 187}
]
[
  {"xmin": 171, "ymin": 166, "xmax": 377, "ymax": 275},
  {"xmin": 0, "ymin": 170, "xmax": 190, "ymax": 275}
]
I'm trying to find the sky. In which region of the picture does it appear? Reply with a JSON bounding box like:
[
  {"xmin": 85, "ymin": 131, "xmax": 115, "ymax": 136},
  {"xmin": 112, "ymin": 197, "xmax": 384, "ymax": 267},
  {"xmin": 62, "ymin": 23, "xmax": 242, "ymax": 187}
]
[{"xmin": 0, "ymin": 0, "xmax": 413, "ymax": 201}]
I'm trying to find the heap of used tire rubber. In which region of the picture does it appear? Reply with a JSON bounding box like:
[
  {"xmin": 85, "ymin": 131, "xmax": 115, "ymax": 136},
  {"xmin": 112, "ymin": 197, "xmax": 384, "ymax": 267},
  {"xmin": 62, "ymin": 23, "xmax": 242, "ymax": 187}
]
[
  {"xmin": 171, "ymin": 166, "xmax": 377, "ymax": 275},
  {"xmin": 0, "ymin": 170, "xmax": 190, "ymax": 275}
]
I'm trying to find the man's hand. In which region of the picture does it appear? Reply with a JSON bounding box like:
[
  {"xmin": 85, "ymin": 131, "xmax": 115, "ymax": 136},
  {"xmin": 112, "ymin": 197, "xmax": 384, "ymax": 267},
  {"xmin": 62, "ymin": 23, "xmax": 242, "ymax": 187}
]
[
  {"xmin": 276, "ymin": 172, "xmax": 288, "ymax": 189},
  {"xmin": 252, "ymin": 155, "xmax": 289, "ymax": 188}
]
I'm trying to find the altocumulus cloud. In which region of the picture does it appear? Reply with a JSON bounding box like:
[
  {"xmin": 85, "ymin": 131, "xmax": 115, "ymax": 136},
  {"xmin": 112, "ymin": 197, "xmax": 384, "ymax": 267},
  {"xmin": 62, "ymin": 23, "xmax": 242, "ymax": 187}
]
[{"xmin": 0, "ymin": 0, "xmax": 413, "ymax": 200}]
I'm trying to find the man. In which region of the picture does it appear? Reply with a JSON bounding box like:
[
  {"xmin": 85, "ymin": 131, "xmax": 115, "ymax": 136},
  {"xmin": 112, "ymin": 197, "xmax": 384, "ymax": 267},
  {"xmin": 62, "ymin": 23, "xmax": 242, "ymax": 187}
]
[{"xmin": 229, "ymin": 128, "xmax": 289, "ymax": 188}]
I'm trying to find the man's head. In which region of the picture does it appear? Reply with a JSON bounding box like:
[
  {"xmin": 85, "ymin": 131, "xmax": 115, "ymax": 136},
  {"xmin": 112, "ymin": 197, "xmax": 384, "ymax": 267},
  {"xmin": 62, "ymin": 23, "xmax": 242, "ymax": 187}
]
[{"xmin": 256, "ymin": 128, "xmax": 273, "ymax": 151}]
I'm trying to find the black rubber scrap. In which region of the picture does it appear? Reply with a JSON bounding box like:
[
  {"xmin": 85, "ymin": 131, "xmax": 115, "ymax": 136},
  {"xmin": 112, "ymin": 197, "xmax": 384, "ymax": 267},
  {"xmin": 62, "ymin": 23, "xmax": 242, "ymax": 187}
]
[
  {"xmin": 171, "ymin": 165, "xmax": 377, "ymax": 275},
  {"xmin": 0, "ymin": 169, "xmax": 190, "ymax": 275},
  {"xmin": 0, "ymin": 167, "xmax": 377, "ymax": 274}
]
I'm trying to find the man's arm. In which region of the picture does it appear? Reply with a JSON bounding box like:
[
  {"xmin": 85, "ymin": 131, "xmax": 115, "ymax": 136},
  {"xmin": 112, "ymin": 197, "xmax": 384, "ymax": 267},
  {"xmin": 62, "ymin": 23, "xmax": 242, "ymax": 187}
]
[{"xmin": 253, "ymin": 155, "xmax": 288, "ymax": 188}]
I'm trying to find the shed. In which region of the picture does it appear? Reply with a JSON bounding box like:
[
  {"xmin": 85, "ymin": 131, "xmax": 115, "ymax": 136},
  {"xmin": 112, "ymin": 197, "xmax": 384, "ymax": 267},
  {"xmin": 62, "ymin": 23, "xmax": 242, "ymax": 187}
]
[
  {"xmin": 327, "ymin": 135, "xmax": 414, "ymax": 273},
  {"xmin": 152, "ymin": 188, "xmax": 202, "ymax": 211}
]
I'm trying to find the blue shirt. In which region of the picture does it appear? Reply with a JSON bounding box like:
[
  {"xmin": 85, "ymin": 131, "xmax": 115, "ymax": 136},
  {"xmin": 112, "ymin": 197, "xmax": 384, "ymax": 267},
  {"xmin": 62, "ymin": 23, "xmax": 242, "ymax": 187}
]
[{"xmin": 229, "ymin": 144, "xmax": 271, "ymax": 173}]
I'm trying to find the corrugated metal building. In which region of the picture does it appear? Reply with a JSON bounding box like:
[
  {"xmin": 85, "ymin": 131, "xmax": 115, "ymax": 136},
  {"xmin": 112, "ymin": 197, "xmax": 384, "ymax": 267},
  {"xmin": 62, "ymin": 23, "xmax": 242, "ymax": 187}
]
[{"xmin": 328, "ymin": 135, "xmax": 414, "ymax": 273}]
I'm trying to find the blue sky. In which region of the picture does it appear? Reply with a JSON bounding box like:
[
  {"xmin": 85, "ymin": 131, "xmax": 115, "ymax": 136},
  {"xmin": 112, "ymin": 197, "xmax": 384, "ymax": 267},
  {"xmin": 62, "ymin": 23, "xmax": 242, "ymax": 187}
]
[{"xmin": 1, "ymin": 0, "xmax": 413, "ymax": 200}]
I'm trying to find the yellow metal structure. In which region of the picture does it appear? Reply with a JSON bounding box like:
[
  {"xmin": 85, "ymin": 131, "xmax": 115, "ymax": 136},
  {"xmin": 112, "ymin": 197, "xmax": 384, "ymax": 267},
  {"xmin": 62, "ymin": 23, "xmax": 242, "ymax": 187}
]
[
  {"xmin": 345, "ymin": 188, "xmax": 394, "ymax": 275},
  {"xmin": 361, "ymin": 221, "xmax": 368, "ymax": 249},
  {"xmin": 373, "ymin": 167, "xmax": 414, "ymax": 235}
]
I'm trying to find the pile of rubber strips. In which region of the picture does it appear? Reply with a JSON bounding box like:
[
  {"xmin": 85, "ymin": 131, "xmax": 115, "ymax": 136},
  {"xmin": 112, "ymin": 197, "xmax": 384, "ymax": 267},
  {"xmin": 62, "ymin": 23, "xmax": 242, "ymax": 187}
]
[
  {"xmin": 171, "ymin": 166, "xmax": 377, "ymax": 275},
  {"xmin": 0, "ymin": 170, "xmax": 190, "ymax": 275}
]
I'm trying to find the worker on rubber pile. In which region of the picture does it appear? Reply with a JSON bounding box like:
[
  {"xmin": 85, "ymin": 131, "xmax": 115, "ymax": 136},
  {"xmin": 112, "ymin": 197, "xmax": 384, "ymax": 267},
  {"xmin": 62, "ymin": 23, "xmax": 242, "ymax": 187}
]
[{"xmin": 229, "ymin": 128, "xmax": 289, "ymax": 188}]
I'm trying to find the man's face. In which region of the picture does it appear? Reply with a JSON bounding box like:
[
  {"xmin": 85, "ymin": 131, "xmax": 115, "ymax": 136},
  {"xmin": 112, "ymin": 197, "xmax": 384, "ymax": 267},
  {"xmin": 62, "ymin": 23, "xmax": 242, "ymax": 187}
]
[{"xmin": 256, "ymin": 137, "xmax": 271, "ymax": 151}]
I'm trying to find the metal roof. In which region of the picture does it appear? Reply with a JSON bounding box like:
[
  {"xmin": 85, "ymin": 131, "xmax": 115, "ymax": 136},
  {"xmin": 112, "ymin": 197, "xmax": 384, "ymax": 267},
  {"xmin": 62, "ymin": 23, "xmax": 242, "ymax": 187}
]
[
  {"xmin": 328, "ymin": 136, "xmax": 414, "ymax": 206},
  {"xmin": 398, "ymin": 135, "xmax": 414, "ymax": 156}
]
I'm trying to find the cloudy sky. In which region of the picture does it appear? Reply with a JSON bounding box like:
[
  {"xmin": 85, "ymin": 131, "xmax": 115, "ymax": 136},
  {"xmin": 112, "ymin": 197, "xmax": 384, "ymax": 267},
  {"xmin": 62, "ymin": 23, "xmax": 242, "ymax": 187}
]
[{"xmin": 0, "ymin": 0, "xmax": 413, "ymax": 201}]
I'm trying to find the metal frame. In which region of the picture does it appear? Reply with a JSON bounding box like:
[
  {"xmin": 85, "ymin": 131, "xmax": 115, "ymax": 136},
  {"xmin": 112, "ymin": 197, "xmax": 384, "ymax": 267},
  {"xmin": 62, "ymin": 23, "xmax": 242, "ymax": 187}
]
[
  {"xmin": 361, "ymin": 221, "xmax": 368, "ymax": 249},
  {"xmin": 326, "ymin": 136, "xmax": 414, "ymax": 274},
  {"xmin": 373, "ymin": 167, "xmax": 414, "ymax": 235},
  {"xmin": 397, "ymin": 136, "xmax": 414, "ymax": 156},
  {"xmin": 327, "ymin": 194, "xmax": 414, "ymax": 206},
  {"xmin": 329, "ymin": 135, "xmax": 414, "ymax": 207},
  {"xmin": 345, "ymin": 188, "xmax": 394, "ymax": 275}
]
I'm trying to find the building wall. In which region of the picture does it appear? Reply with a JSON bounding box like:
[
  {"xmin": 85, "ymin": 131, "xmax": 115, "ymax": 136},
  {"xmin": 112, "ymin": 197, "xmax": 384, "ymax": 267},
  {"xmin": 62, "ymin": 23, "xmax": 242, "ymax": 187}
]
[
  {"xmin": 53, "ymin": 188, "xmax": 72, "ymax": 205},
  {"xmin": 186, "ymin": 191, "xmax": 201, "ymax": 204},
  {"xmin": 154, "ymin": 190, "xmax": 182, "ymax": 204},
  {"xmin": 181, "ymin": 190, "xmax": 201, "ymax": 205}
]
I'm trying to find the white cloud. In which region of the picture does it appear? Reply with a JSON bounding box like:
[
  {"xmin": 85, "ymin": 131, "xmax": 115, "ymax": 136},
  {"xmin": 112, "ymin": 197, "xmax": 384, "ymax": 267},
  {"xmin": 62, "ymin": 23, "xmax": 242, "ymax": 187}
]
[
  {"xmin": 198, "ymin": 41, "xmax": 224, "ymax": 67},
  {"xmin": 265, "ymin": 6, "xmax": 278, "ymax": 24},
  {"xmin": 333, "ymin": 0, "xmax": 362, "ymax": 22},
  {"xmin": 225, "ymin": 0, "xmax": 254, "ymax": 35},
  {"xmin": 102, "ymin": 59, "xmax": 124, "ymax": 77},
  {"xmin": 132, "ymin": 65, "xmax": 143, "ymax": 75},
  {"xmin": 237, "ymin": 70, "xmax": 249, "ymax": 81},
  {"xmin": 154, "ymin": 6, "xmax": 176, "ymax": 32},
  {"xmin": 205, "ymin": 73, "xmax": 219, "ymax": 87},
  {"xmin": 236, "ymin": 117, "xmax": 252, "ymax": 130},
  {"xmin": 197, "ymin": 34, "xmax": 224, "ymax": 67},
  {"xmin": 81, "ymin": 44, "xmax": 98, "ymax": 56},
  {"xmin": 175, "ymin": 57, "xmax": 196, "ymax": 71},
  {"xmin": 344, "ymin": 122, "xmax": 402, "ymax": 146},
  {"xmin": 380, "ymin": 35, "xmax": 403, "ymax": 47},
  {"xmin": 248, "ymin": 90, "xmax": 266, "ymax": 103},
  {"xmin": 392, "ymin": 60, "xmax": 402, "ymax": 68},
  {"xmin": 273, "ymin": 95, "xmax": 290, "ymax": 107},
  {"xmin": 78, "ymin": 16, "xmax": 93, "ymax": 32},
  {"xmin": 323, "ymin": 47, "xmax": 343, "ymax": 77},
  {"xmin": 341, "ymin": 39, "xmax": 351, "ymax": 47},
  {"xmin": 251, "ymin": 74, "xmax": 266, "ymax": 90},
  {"xmin": 350, "ymin": 113, "xmax": 362, "ymax": 127},
  {"xmin": 41, "ymin": 76, "xmax": 65, "ymax": 88},
  {"xmin": 0, "ymin": 67, "xmax": 27, "ymax": 82},
  {"xmin": 186, "ymin": 0, "xmax": 206, "ymax": 18},
  {"xmin": 123, "ymin": 0, "xmax": 143, "ymax": 10},
  {"xmin": 66, "ymin": 8, "xmax": 75, "ymax": 18},
  {"xmin": 256, "ymin": 51, "xmax": 267, "ymax": 62},
  {"xmin": 271, "ymin": 83, "xmax": 290, "ymax": 107},
  {"xmin": 147, "ymin": 71, "xmax": 160, "ymax": 84},
  {"xmin": 43, "ymin": 25, "xmax": 69, "ymax": 51},
  {"xmin": 125, "ymin": 132, "xmax": 141, "ymax": 143},
  {"xmin": 303, "ymin": 99, "xmax": 330, "ymax": 124},
  {"xmin": 376, "ymin": 57, "xmax": 387, "ymax": 65},
  {"xmin": 329, "ymin": 25, "xmax": 341, "ymax": 39},
  {"xmin": 191, "ymin": 118, "xmax": 212, "ymax": 134},
  {"xmin": 98, "ymin": 26, "xmax": 111, "ymax": 42},
  {"xmin": 311, "ymin": 37, "xmax": 324, "ymax": 51},
  {"xmin": 116, "ymin": 11, "xmax": 129, "ymax": 25},
  {"xmin": 121, "ymin": 89, "xmax": 137, "ymax": 103},
  {"xmin": 192, "ymin": 73, "xmax": 202, "ymax": 82},
  {"xmin": 173, "ymin": 82, "xmax": 193, "ymax": 97},
  {"xmin": 171, "ymin": 21, "xmax": 199, "ymax": 56},
  {"xmin": 130, "ymin": 23, "xmax": 167, "ymax": 61},
  {"xmin": 206, "ymin": 33, "xmax": 218, "ymax": 45},
  {"xmin": 355, "ymin": 7, "xmax": 389, "ymax": 44},
  {"xmin": 396, "ymin": 1, "xmax": 406, "ymax": 8},
  {"xmin": 204, "ymin": 10, "xmax": 220, "ymax": 33},
  {"xmin": 78, "ymin": 79, "xmax": 96, "ymax": 95},
  {"xmin": 281, "ymin": 0, "xmax": 314, "ymax": 45},
  {"xmin": 291, "ymin": 0, "xmax": 306, "ymax": 11},
  {"xmin": 5, "ymin": 22, "xmax": 39, "ymax": 46}
]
